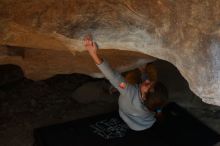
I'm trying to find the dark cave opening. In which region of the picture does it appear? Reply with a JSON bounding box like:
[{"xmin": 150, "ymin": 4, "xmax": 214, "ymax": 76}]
[{"xmin": 0, "ymin": 59, "xmax": 220, "ymax": 146}]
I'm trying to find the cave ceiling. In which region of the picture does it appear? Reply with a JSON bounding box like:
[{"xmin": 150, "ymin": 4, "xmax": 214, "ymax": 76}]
[{"xmin": 0, "ymin": 0, "xmax": 220, "ymax": 106}]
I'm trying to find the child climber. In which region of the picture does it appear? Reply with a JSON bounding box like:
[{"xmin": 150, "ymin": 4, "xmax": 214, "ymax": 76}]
[{"xmin": 83, "ymin": 35, "xmax": 168, "ymax": 131}]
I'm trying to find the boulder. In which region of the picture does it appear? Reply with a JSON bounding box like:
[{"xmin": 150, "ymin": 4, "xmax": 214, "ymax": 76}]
[{"xmin": 0, "ymin": 0, "xmax": 220, "ymax": 105}]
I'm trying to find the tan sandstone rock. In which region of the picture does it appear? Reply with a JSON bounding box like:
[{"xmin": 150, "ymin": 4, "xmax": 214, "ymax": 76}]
[{"xmin": 0, "ymin": 0, "xmax": 220, "ymax": 105}]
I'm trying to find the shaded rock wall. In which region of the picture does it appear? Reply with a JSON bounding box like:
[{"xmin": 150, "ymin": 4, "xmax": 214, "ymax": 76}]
[{"xmin": 0, "ymin": 0, "xmax": 220, "ymax": 105}]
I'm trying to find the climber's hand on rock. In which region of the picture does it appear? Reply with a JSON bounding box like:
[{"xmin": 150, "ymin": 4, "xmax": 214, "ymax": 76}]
[
  {"xmin": 83, "ymin": 35, "xmax": 98, "ymax": 55},
  {"xmin": 83, "ymin": 35, "xmax": 103, "ymax": 65}
]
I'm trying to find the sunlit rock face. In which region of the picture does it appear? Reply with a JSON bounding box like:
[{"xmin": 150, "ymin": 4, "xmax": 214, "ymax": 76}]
[{"xmin": 0, "ymin": 0, "xmax": 220, "ymax": 106}]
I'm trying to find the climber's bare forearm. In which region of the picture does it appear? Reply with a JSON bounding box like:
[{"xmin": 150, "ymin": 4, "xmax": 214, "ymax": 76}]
[{"xmin": 89, "ymin": 52, "xmax": 103, "ymax": 65}]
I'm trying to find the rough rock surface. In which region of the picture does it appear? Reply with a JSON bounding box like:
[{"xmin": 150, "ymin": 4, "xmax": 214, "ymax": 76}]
[{"xmin": 0, "ymin": 0, "xmax": 220, "ymax": 105}]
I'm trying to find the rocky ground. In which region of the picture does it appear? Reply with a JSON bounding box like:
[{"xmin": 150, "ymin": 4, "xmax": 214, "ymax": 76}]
[{"xmin": 0, "ymin": 60, "xmax": 220, "ymax": 146}]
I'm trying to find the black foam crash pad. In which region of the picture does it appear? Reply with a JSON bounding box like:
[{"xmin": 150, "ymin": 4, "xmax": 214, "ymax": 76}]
[{"xmin": 34, "ymin": 103, "xmax": 220, "ymax": 146}]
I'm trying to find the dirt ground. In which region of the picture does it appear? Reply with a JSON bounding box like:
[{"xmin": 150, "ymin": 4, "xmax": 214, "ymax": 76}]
[{"xmin": 0, "ymin": 60, "xmax": 220, "ymax": 146}]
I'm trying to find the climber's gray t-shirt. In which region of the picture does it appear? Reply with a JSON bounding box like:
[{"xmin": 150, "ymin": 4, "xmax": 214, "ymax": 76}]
[{"xmin": 97, "ymin": 60, "xmax": 156, "ymax": 131}]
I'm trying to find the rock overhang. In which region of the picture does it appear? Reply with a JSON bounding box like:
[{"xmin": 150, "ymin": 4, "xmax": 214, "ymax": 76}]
[{"xmin": 0, "ymin": 0, "xmax": 220, "ymax": 106}]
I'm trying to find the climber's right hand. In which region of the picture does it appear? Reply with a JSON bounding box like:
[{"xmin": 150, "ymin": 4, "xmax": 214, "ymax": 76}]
[{"xmin": 83, "ymin": 34, "xmax": 98, "ymax": 55}]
